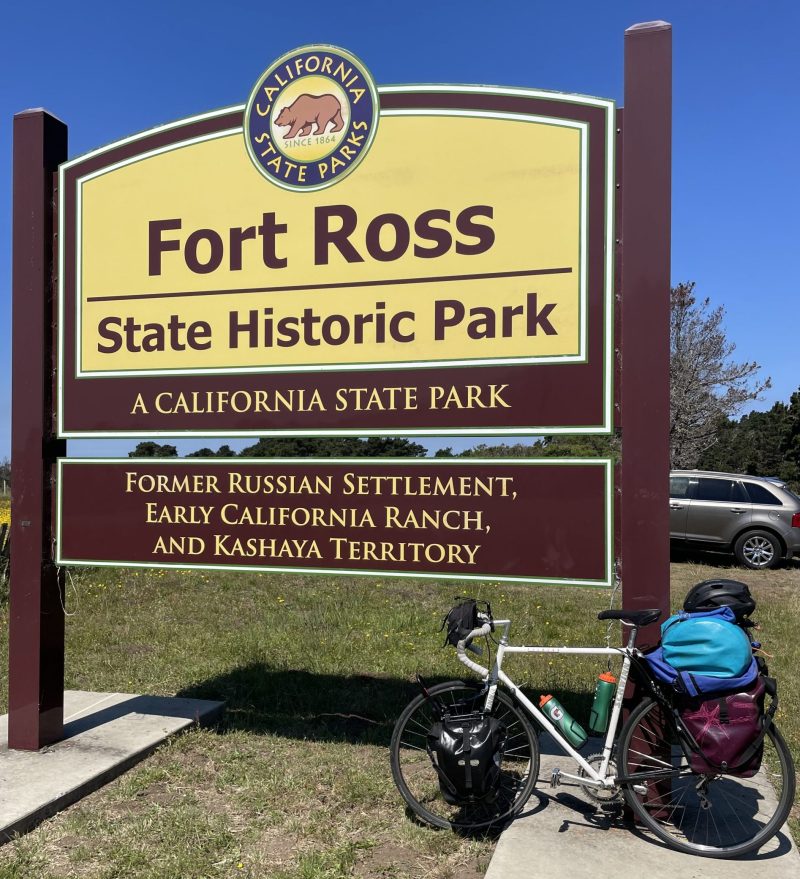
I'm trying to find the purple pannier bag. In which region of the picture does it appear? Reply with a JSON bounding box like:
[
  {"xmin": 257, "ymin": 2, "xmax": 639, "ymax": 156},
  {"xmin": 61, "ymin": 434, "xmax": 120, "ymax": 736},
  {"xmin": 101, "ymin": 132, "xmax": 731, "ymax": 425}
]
[{"xmin": 680, "ymin": 677, "xmax": 765, "ymax": 777}]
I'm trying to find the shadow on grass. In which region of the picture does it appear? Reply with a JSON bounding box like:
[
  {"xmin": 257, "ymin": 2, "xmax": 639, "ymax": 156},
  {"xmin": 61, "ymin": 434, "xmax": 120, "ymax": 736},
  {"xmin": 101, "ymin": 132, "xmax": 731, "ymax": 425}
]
[
  {"xmin": 176, "ymin": 662, "xmax": 590, "ymax": 747},
  {"xmin": 177, "ymin": 664, "xmax": 447, "ymax": 746}
]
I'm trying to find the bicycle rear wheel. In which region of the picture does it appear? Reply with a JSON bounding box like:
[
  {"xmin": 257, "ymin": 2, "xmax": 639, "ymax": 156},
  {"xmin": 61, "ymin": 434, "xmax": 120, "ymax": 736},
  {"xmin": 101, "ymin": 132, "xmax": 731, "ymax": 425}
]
[
  {"xmin": 390, "ymin": 680, "xmax": 539, "ymax": 831},
  {"xmin": 618, "ymin": 697, "xmax": 795, "ymax": 858}
]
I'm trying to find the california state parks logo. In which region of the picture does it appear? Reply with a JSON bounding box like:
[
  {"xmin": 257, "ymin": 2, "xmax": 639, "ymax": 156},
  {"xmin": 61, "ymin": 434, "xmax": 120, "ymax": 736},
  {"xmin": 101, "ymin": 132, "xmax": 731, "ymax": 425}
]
[{"xmin": 244, "ymin": 45, "xmax": 379, "ymax": 191}]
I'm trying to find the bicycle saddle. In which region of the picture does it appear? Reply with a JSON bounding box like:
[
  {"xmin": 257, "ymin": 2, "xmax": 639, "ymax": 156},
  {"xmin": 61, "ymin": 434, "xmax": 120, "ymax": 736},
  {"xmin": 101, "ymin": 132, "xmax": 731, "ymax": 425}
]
[{"xmin": 597, "ymin": 608, "xmax": 662, "ymax": 627}]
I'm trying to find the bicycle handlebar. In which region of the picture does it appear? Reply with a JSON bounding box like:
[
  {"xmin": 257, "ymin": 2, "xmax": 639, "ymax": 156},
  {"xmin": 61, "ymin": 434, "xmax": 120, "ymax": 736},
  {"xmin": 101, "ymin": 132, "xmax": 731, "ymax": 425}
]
[{"xmin": 456, "ymin": 622, "xmax": 493, "ymax": 676}]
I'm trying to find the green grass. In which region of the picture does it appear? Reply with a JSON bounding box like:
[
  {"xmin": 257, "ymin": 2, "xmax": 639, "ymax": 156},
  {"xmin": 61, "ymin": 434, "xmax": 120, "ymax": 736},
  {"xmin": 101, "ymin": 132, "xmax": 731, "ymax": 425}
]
[{"xmin": 0, "ymin": 559, "xmax": 798, "ymax": 876}]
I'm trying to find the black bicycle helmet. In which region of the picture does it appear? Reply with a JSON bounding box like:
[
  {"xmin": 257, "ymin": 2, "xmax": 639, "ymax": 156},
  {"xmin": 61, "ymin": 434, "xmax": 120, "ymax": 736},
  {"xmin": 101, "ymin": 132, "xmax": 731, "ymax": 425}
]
[{"xmin": 683, "ymin": 579, "xmax": 756, "ymax": 622}]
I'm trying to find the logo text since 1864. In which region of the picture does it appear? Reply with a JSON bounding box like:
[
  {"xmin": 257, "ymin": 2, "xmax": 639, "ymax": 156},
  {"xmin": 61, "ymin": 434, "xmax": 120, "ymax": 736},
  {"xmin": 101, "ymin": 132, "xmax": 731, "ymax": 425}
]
[{"xmin": 244, "ymin": 45, "xmax": 379, "ymax": 191}]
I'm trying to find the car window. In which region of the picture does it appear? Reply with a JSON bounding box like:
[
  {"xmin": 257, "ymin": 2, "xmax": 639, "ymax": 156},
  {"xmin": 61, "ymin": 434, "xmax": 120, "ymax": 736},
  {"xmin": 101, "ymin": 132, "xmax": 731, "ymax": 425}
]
[
  {"xmin": 693, "ymin": 478, "xmax": 747, "ymax": 503},
  {"xmin": 745, "ymin": 482, "xmax": 782, "ymax": 505},
  {"xmin": 732, "ymin": 481, "xmax": 749, "ymax": 502},
  {"xmin": 669, "ymin": 476, "xmax": 691, "ymax": 498}
]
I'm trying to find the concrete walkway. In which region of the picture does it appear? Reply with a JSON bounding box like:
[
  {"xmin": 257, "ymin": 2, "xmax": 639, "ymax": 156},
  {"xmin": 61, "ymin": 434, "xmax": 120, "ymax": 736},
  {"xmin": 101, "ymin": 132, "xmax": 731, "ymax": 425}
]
[
  {"xmin": 485, "ymin": 734, "xmax": 799, "ymax": 878},
  {"xmin": 0, "ymin": 690, "xmax": 223, "ymax": 842}
]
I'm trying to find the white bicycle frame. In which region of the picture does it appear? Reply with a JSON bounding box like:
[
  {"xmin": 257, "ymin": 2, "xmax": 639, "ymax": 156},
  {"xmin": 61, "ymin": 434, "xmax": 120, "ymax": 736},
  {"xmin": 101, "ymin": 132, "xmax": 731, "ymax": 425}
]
[{"xmin": 457, "ymin": 619, "xmax": 642, "ymax": 792}]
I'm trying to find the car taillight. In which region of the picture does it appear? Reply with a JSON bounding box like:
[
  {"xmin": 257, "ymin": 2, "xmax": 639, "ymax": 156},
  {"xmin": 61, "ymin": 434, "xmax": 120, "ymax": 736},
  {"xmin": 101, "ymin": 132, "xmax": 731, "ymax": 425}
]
[{"xmin": 793, "ymin": 512, "xmax": 800, "ymax": 529}]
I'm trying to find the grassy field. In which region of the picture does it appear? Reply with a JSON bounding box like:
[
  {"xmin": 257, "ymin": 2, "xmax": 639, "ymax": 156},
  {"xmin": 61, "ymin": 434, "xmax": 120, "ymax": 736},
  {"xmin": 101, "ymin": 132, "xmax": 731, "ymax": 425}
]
[{"xmin": 0, "ymin": 556, "xmax": 798, "ymax": 878}]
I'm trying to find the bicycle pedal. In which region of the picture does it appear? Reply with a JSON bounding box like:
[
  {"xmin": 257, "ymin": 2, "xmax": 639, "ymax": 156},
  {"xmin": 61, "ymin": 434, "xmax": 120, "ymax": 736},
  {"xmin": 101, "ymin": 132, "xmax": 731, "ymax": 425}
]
[{"xmin": 550, "ymin": 767, "xmax": 561, "ymax": 788}]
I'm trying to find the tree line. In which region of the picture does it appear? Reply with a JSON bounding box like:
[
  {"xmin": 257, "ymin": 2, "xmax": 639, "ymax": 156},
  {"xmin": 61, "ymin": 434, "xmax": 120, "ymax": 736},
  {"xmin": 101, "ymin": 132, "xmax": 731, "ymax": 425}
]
[
  {"xmin": 698, "ymin": 390, "xmax": 800, "ymax": 488},
  {"xmin": 129, "ymin": 436, "xmax": 428, "ymax": 459}
]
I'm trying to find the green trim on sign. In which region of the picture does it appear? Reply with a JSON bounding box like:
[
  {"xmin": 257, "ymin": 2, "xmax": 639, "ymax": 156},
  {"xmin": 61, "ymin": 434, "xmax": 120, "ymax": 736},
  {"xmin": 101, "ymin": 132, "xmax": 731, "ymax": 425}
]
[
  {"xmin": 56, "ymin": 425, "xmax": 613, "ymax": 440},
  {"xmin": 606, "ymin": 103, "xmax": 617, "ymax": 432},
  {"xmin": 72, "ymin": 111, "xmax": 589, "ymax": 380}
]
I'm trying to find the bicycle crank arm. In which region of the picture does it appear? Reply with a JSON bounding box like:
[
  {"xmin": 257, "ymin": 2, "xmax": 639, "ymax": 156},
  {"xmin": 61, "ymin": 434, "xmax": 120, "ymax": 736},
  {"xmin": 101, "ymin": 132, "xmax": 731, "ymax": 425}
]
[{"xmin": 559, "ymin": 771, "xmax": 610, "ymax": 788}]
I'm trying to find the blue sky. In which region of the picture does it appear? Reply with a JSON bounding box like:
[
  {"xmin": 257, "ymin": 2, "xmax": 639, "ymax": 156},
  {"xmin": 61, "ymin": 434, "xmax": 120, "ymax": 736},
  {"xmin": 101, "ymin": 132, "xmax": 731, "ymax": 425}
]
[{"xmin": 2, "ymin": 1, "xmax": 797, "ymax": 460}]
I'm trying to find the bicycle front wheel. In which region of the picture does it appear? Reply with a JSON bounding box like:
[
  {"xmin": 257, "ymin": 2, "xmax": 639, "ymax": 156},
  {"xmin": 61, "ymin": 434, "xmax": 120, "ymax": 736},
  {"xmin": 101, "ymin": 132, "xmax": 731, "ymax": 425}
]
[
  {"xmin": 618, "ymin": 697, "xmax": 795, "ymax": 858},
  {"xmin": 390, "ymin": 680, "xmax": 539, "ymax": 831}
]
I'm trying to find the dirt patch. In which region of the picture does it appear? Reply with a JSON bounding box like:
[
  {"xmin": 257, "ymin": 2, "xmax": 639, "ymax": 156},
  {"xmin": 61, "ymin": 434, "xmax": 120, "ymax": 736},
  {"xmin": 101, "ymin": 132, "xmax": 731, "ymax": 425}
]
[
  {"xmin": 355, "ymin": 837, "xmax": 490, "ymax": 879},
  {"xmin": 252, "ymin": 828, "xmax": 304, "ymax": 868},
  {"xmin": 355, "ymin": 841, "xmax": 423, "ymax": 877}
]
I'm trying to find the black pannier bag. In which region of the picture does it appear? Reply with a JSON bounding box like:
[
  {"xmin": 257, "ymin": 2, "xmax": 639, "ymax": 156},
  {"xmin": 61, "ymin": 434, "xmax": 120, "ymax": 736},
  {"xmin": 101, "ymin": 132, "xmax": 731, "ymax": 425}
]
[
  {"xmin": 427, "ymin": 711, "xmax": 507, "ymax": 804},
  {"xmin": 679, "ymin": 675, "xmax": 777, "ymax": 778}
]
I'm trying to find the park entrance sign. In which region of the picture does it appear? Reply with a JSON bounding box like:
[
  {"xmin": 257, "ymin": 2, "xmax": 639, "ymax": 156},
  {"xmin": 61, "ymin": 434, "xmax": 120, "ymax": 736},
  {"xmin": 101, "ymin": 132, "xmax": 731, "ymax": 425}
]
[
  {"xmin": 11, "ymin": 26, "xmax": 672, "ymax": 750},
  {"xmin": 57, "ymin": 46, "xmax": 614, "ymax": 438}
]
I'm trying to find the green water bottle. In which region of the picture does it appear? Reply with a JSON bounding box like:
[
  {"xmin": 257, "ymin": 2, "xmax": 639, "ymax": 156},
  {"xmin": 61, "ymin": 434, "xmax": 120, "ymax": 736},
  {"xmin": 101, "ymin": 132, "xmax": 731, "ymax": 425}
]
[
  {"xmin": 588, "ymin": 672, "xmax": 617, "ymax": 734},
  {"xmin": 539, "ymin": 694, "xmax": 587, "ymax": 749}
]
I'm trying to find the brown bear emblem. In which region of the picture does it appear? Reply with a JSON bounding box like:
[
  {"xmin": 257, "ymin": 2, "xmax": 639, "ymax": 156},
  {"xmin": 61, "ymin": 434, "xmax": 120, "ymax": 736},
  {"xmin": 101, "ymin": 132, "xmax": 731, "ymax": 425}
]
[{"xmin": 274, "ymin": 93, "xmax": 345, "ymax": 139}]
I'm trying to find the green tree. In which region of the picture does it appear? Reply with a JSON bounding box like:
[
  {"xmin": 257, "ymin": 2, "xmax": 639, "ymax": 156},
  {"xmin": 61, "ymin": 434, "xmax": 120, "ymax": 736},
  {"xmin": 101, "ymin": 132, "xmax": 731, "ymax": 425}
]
[
  {"xmin": 454, "ymin": 435, "xmax": 618, "ymax": 460},
  {"xmin": 237, "ymin": 436, "xmax": 426, "ymax": 458},
  {"xmin": 186, "ymin": 444, "xmax": 236, "ymax": 457},
  {"xmin": 458, "ymin": 441, "xmax": 546, "ymax": 459},
  {"xmin": 786, "ymin": 389, "xmax": 800, "ymax": 486},
  {"xmin": 129, "ymin": 441, "xmax": 178, "ymax": 457},
  {"xmin": 699, "ymin": 388, "xmax": 800, "ymax": 489},
  {"xmin": 538, "ymin": 434, "xmax": 619, "ymax": 460}
]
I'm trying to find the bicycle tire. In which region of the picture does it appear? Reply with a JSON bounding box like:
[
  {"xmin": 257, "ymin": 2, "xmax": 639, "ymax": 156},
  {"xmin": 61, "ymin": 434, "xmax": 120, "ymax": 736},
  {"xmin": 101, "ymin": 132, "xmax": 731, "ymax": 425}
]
[
  {"xmin": 390, "ymin": 680, "xmax": 539, "ymax": 831},
  {"xmin": 618, "ymin": 696, "xmax": 795, "ymax": 858}
]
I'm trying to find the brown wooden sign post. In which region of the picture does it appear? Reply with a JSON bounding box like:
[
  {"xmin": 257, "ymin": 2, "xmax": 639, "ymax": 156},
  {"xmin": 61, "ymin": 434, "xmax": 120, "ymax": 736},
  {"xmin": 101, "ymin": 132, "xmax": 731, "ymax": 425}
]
[
  {"xmin": 10, "ymin": 110, "xmax": 68, "ymax": 749},
  {"xmin": 9, "ymin": 24, "xmax": 672, "ymax": 749},
  {"xmin": 619, "ymin": 22, "xmax": 672, "ymax": 648}
]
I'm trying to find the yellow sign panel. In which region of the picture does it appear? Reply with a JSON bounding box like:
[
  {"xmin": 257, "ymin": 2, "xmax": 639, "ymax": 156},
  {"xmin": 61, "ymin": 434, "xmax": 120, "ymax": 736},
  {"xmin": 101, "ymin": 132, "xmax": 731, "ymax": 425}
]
[{"xmin": 77, "ymin": 112, "xmax": 585, "ymax": 376}]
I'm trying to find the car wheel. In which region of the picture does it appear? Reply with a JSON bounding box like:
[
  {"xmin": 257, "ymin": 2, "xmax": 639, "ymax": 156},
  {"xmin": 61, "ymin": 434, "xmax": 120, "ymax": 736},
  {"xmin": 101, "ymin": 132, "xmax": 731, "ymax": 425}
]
[{"xmin": 734, "ymin": 529, "xmax": 782, "ymax": 569}]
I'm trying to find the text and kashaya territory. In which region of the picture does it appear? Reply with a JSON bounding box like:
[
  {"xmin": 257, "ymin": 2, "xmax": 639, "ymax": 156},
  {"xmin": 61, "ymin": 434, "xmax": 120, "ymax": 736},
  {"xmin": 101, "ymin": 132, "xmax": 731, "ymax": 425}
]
[{"xmin": 57, "ymin": 459, "xmax": 613, "ymax": 586}]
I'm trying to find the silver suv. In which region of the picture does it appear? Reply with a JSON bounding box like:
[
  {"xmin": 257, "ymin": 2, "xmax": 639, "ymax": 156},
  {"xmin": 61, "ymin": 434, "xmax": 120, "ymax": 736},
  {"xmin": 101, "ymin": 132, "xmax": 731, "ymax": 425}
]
[{"xmin": 670, "ymin": 470, "xmax": 800, "ymax": 569}]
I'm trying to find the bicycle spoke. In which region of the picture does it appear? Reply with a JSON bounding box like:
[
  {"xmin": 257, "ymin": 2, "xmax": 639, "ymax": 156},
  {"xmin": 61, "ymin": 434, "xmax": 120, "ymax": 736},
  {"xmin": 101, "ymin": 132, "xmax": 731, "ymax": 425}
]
[
  {"xmin": 708, "ymin": 805, "xmax": 724, "ymax": 848},
  {"xmin": 404, "ymin": 717, "xmax": 433, "ymax": 735},
  {"xmin": 625, "ymin": 746, "xmax": 674, "ymax": 769}
]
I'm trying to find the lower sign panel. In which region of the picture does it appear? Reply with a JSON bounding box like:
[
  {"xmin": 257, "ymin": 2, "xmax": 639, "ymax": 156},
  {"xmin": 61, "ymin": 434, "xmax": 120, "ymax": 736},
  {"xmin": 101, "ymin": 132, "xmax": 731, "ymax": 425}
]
[{"xmin": 56, "ymin": 458, "xmax": 613, "ymax": 586}]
